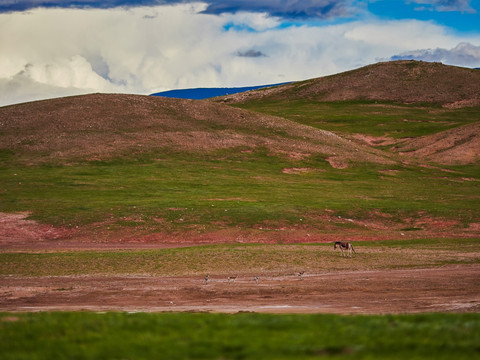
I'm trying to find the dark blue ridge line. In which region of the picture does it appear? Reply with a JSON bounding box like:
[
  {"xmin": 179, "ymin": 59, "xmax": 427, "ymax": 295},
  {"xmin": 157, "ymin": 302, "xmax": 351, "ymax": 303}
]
[{"xmin": 150, "ymin": 83, "xmax": 290, "ymax": 100}]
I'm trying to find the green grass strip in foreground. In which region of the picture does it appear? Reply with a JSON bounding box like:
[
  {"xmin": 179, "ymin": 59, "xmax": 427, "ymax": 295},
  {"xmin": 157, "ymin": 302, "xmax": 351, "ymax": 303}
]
[{"xmin": 1, "ymin": 312, "xmax": 479, "ymax": 359}]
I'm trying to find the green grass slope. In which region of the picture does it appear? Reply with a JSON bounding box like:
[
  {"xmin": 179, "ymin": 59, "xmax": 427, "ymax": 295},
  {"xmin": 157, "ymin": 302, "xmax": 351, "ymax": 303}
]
[
  {"xmin": 220, "ymin": 61, "xmax": 480, "ymax": 166},
  {"xmin": 0, "ymin": 149, "xmax": 478, "ymax": 238},
  {"xmin": 0, "ymin": 64, "xmax": 479, "ymax": 240}
]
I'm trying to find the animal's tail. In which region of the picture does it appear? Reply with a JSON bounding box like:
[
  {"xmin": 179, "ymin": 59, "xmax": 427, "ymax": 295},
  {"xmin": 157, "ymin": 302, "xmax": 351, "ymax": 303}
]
[{"xmin": 352, "ymin": 245, "xmax": 357, "ymax": 254}]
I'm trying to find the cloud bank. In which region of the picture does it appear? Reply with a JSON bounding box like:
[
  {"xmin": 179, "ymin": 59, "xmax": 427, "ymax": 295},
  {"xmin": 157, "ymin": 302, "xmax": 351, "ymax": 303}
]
[
  {"xmin": 1, "ymin": 3, "xmax": 479, "ymax": 106},
  {"xmin": 390, "ymin": 42, "xmax": 480, "ymax": 67},
  {"xmin": 0, "ymin": 0, "xmax": 358, "ymax": 19},
  {"xmin": 2, "ymin": 0, "xmax": 475, "ymax": 17}
]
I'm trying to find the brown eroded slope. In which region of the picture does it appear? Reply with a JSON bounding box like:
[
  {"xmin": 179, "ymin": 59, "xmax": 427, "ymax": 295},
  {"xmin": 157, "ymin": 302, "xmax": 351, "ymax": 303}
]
[
  {"xmin": 393, "ymin": 121, "xmax": 480, "ymax": 165},
  {"xmin": 221, "ymin": 60, "xmax": 480, "ymax": 107},
  {"xmin": 0, "ymin": 93, "xmax": 393, "ymax": 166}
]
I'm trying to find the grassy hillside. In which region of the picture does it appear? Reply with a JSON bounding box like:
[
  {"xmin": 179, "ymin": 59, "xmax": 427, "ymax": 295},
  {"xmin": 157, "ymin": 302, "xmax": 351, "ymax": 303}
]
[
  {"xmin": 229, "ymin": 99, "xmax": 480, "ymax": 138},
  {"xmin": 220, "ymin": 61, "xmax": 480, "ymax": 166},
  {"xmin": 1, "ymin": 143, "xmax": 479, "ymax": 238},
  {"xmin": 0, "ymin": 63, "xmax": 479, "ymax": 240}
]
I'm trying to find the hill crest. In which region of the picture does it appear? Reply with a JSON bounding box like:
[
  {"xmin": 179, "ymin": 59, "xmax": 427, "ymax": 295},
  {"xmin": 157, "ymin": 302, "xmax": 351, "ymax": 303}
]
[
  {"xmin": 220, "ymin": 61, "xmax": 480, "ymax": 107},
  {"xmin": 0, "ymin": 93, "xmax": 392, "ymax": 167}
]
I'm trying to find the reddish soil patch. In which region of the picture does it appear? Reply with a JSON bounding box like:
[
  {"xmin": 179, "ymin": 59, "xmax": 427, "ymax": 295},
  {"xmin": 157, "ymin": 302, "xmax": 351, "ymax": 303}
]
[
  {"xmin": 1, "ymin": 265, "xmax": 479, "ymax": 314},
  {"xmin": 1, "ymin": 212, "xmax": 478, "ymax": 252},
  {"xmin": 350, "ymin": 134, "xmax": 398, "ymax": 147},
  {"xmin": 0, "ymin": 212, "xmax": 74, "ymax": 248}
]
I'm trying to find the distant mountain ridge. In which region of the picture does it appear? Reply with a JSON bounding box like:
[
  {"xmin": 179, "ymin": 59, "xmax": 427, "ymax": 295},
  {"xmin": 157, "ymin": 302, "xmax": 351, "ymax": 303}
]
[{"xmin": 151, "ymin": 83, "xmax": 289, "ymax": 100}]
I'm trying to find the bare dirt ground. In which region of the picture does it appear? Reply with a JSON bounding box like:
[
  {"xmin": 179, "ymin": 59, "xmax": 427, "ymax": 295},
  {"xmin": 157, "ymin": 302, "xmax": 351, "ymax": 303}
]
[
  {"xmin": 1, "ymin": 265, "xmax": 479, "ymax": 314},
  {"xmin": 1, "ymin": 212, "xmax": 479, "ymax": 314}
]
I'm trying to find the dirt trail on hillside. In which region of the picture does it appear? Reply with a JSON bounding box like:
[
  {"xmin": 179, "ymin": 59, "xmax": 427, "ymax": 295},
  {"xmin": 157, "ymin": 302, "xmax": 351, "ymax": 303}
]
[{"xmin": 1, "ymin": 265, "xmax": 479, "ymax": 314}]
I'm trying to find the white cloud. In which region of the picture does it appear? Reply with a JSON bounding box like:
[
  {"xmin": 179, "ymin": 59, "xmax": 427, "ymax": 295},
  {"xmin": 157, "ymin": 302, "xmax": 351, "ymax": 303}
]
[
  {"xmin": 21, "ymin": 56, "xmax": 119, "ymax": 90},
  {"xmin": 344, "ymin": 20, "xmax": 455, "ymax": 49},
  {"xmin": 1, "ymin": 4, "xmax": 480, "ymax": 106},
  {"xmin": 0, "ymin": 74, "xmax": 90, "ymax": 107},
  {"xmin": 390, "ymin": 42, "xmax": 480, "ymax": 67}
]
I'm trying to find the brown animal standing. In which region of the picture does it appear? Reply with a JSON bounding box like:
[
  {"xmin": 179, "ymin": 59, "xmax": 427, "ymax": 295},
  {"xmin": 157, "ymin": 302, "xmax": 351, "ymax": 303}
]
[{"xmin": 334, "ymin": 241, "xmax": 357, "ymax": 257}]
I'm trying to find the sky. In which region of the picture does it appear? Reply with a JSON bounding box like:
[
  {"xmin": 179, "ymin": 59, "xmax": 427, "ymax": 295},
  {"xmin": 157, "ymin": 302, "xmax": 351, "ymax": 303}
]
[{"xmin": 1, "ymin": 0, "xmax": 479, "ymax": 106}]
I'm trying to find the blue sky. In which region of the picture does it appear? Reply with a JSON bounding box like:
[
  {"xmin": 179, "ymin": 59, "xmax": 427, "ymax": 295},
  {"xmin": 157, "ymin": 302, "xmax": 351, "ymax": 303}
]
[
  {"xmin": 0, "ymin": 0, "xmax": 479, "ymax": 105},
  {"xmin": 368, "ymin": 0, "xmax": 479, "ymax": 32}
]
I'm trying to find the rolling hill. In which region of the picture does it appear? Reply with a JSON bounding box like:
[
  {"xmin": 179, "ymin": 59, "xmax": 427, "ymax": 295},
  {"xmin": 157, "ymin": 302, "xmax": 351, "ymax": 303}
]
[
  {"xmin": 220, "ymin": 60, "xmax": 480, "ymax": 107},
  {"xmin": 0, "ymin": 61, "xmax": 479, "ymax": 244},
  {"xmin": 0, "ymin": 93, "xmax": 392, "ymax": 166},
  {"xmin": 220, "ymin": 60, "xmax": 480, "ymax": 165}
]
